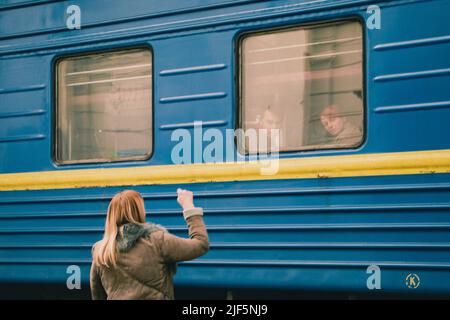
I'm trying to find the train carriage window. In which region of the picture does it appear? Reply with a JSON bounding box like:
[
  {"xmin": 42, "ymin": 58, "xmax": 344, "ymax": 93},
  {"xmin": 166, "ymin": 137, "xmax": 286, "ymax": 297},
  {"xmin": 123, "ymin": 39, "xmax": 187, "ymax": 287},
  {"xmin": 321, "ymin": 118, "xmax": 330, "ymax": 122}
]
[
  {"xmin": 55, "ymin": 48, "xmax": 152, "ymax": 164},
  {"xmin": 239, "ymin": 20, "xmax": 364, "ymax": 153}
]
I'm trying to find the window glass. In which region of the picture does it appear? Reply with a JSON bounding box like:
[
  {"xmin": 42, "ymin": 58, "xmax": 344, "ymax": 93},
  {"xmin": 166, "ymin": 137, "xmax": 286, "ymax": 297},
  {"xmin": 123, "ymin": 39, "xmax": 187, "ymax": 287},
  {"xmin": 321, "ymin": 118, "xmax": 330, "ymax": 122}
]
[
  {"xmin": 56, "ymin": 48, "xmax": 152, "ymax": 163},
  {"xmin": 240, "ymin": 20, "xmax": 363, "ymax": 153}
]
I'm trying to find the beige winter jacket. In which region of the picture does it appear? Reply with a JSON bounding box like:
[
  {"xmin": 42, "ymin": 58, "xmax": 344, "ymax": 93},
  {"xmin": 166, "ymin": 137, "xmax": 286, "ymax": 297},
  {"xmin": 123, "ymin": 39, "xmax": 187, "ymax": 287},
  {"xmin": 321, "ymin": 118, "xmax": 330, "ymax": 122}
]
[{"xmin": 90, "ymin": 208, "xmax": 209, "ymax": 300}]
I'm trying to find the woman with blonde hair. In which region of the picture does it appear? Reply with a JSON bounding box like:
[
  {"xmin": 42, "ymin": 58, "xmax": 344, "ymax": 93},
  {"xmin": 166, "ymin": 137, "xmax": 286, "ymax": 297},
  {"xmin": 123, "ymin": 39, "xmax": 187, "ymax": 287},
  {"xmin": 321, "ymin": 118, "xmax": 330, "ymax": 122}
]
[{"xmin": 90, "ymin": 188, "xmax": 209, "ymax": 300}]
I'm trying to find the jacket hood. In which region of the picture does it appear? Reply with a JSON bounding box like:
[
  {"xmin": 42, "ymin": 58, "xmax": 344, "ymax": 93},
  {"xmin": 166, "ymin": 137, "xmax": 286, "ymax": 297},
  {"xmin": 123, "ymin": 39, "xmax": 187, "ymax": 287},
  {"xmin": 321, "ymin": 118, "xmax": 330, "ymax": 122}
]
[{"xmin": 117, "ymin": 222, "xmax": 167, "ymax": 253}]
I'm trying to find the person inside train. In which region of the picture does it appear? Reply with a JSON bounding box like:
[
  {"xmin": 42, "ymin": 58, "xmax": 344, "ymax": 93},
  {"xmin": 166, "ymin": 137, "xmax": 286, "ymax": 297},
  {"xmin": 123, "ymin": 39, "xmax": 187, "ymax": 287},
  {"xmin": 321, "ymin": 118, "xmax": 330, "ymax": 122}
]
[
  {"xmin": 258, "ymin": 107, "xmax": 281, "ymax": 133},
  {"xmin": 320, "ymin": 105, "xmax": 362, "ymax": 146},
  {"xmin": 255, "ymin": 107, "xmax": 282, "ymax": 153},
  {"xmin": 90, "ymin": 188, "xmax": 209, "ymax": 300},
  {"xmin": 242, "ymin": 107, "xmax": 282, "ymax": 154}
]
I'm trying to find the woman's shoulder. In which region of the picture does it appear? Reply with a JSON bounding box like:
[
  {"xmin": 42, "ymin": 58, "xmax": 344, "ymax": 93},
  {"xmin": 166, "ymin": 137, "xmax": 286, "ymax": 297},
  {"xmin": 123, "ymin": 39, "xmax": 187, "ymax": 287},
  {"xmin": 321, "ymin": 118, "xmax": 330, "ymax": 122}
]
[
  {"xmin": 143, "ymin": 222, "xmax": 168, "ymax": 235},
  {"xmin": 117, "ymin": 222, "xmax": 168, "ymax": 252},
  {"xmin": 143, "ymin": 223, "xmax": 172, "ymax": 246}
]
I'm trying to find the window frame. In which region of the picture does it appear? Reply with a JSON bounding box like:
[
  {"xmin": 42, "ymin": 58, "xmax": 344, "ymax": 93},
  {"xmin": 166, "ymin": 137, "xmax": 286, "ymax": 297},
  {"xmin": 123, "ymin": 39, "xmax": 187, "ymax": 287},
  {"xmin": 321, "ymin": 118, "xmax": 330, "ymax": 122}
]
[
  {"xmin": 235, "ymin": 17, "xmax": 366, "ymax": 155},
  {"xmin": 53, "ymin": 45, "xmax": 154, "ymax": 165}
]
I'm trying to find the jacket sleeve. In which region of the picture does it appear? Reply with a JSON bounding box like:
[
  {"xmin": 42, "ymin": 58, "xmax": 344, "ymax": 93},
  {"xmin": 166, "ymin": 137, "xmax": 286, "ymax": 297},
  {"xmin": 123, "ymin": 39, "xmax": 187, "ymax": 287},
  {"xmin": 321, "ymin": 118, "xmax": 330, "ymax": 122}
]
[
  {"xmin": 160, "ymin": 208, "xmax": 209, "ymax": 263},
  {"xmin": 90, "ymin": 262, "xmax": 107, "ymax": 300}
]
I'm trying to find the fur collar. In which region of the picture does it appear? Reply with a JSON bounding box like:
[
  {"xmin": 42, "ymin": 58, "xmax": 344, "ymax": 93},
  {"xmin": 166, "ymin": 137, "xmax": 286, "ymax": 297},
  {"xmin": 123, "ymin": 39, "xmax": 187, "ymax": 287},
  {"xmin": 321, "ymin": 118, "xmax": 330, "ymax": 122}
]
[{"xmin": 117, "ymin": 222, "xmax": 167, "ymax": 253}]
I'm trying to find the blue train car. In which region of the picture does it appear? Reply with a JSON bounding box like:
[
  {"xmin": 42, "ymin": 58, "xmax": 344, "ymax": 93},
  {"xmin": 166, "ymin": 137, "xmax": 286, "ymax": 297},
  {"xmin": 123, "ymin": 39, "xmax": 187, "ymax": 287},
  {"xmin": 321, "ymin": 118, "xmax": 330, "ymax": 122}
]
[{"xmin": 0, "ymin": 0, "xmax": 450, "ymax": 298}]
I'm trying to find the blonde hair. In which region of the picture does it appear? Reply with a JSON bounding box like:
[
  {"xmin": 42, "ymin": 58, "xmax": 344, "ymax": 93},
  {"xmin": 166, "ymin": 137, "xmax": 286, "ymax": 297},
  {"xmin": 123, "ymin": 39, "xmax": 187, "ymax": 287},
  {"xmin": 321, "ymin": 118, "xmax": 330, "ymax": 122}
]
[{"xmin": 92, "ymin": 190, "xmax": 146, "ymax": 268}]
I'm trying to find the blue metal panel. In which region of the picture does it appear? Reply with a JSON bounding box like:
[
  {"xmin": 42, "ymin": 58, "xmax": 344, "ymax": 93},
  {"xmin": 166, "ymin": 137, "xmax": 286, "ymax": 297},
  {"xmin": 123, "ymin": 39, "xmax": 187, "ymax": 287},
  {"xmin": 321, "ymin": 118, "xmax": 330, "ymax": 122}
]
[{"xmin": 1, "ymin": 173, "xmax": 450, "ymax": 295}]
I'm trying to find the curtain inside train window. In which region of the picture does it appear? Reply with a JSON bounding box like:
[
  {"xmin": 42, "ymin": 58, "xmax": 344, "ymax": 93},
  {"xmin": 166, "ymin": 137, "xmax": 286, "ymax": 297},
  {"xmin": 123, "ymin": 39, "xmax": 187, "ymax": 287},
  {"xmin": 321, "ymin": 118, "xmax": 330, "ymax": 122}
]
[
  {"xmin": 239, "ymin": 20, "xmax": 364, "ymax": 154},
  {"xmin": 56, "ymin": 48, "xmax": 152, "ymax": 164}
]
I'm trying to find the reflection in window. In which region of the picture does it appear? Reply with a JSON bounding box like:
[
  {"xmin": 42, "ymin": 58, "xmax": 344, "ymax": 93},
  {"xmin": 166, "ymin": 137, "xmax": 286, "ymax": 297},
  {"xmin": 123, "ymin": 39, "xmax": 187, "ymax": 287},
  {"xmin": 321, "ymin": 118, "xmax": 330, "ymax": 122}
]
[
  {"xmin": 240, "ymin": 20, "xmax": 363, "ymax": 153},
  {"xmin": 56, "ymin": 48, "xmax": 152, "ymax": 163}
]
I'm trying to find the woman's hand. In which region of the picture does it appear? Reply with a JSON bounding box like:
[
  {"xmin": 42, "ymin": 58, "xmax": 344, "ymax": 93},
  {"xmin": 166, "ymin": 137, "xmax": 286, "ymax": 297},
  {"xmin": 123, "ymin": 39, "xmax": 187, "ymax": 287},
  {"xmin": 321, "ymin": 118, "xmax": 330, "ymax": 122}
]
[{"xmin": 177, "ymin": 189, "xmax": 195, "ymax": 211}]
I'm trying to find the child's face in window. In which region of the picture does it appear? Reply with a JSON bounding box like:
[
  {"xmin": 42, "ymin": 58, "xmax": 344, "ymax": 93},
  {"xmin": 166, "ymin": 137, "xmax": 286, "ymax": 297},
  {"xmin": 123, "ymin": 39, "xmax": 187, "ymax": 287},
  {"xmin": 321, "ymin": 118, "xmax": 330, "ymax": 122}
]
[{"xmin": 321, "ymin": 113, "xmax": 344, "ymax": 136}]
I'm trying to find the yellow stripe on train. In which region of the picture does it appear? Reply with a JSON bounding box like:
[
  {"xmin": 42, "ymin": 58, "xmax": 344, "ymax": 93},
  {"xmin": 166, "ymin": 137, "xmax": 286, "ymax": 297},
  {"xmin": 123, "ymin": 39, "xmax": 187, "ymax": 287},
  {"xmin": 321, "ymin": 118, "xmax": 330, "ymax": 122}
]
[{"xmin": 1, "ymin": 149, "xmax": 450, "ymax": 191}]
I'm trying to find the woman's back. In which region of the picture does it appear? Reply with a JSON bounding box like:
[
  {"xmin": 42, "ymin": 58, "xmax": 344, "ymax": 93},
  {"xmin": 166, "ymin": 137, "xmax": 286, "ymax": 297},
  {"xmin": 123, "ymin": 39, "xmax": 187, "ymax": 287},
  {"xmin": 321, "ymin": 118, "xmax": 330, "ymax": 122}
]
[{"xmin": 90, "ymin": 190, "xmax": 209, "ymax": 300}]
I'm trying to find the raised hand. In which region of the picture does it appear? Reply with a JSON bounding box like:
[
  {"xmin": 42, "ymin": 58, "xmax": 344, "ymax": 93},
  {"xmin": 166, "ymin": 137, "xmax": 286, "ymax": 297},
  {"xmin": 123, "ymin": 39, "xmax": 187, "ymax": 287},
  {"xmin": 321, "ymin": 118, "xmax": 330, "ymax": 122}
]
[{"xmin": 177, "ymin": 188, "xmax": 195, "ymax": 211}]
